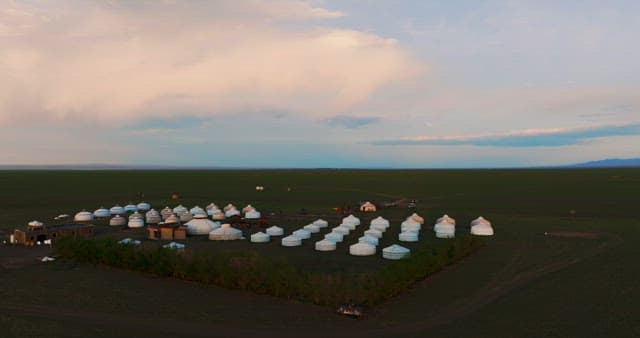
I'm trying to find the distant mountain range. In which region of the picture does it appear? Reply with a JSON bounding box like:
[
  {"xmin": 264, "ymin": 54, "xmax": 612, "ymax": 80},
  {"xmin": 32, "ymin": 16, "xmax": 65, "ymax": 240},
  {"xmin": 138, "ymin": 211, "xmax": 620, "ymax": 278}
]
[{"xmin": 570, "ymin": 158, "xmax": 640, "ymax": 168}]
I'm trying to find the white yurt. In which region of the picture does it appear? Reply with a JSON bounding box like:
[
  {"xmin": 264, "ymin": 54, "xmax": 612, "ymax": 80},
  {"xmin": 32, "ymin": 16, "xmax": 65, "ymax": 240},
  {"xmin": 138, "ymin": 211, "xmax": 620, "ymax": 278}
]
[
  {"xmin": 358, "ymin": 235, "xmax": 379, "ymax": 246},
  {"xmin": 206, "ymin": 202, "xmax": 218, "ymax": 211},
  {"xmin": 437, "ymin": 214, "xmax": 456, "ymax": 225},
  {"xmin": 470, "ymin": 217, "xmax": 494, "ymax": 236},
  {"xmin": 409, "ymin": 213, "xmax": 425, "ymax": 225},
  {"xmin": 128, "ymin": 212, "xmax": 144, "ymax": 228},
  {"xmin": 364, "ymin": 229, "xmax": 383, "ymax": 239},
  {"xmin": 325, "ymin": 232, "xmax": 344, "ymax": 243},
  {"xmin": 332, "ymin": 225, "xmax": 351, "ymax": 235},
  {"xmin": 110, "ymin": 205, "xmax": 125, "ymax": 215},
  {"xmin": 225, "ymin": 208, "xmax": 240, "ymax": 218},
  {"xmin": 208, "ymin": 223, "xmax": 242, "ymax": 240},
  {"xmin": 223, "ymin": 203, "xmax": 236, "ymax": 212},
  {"xmin": 266, "ymin": 225, "xmax": 284, "ymax": 236},
  {"xmin": 189, "ymin": 206, "xmax": 205, "ymax": 215},
  {"xmin": 250, "ymin": 232, "xmax": 270, "ymax": 243},
  {"xmin": 303, "ymin": 224, "xmax": 320, "ymax": 233},
  {"xmin": 342, "ymin": 214, "xmax": 361, "ymax": 226},
  {"xmin": 211, "ymin": 210, "xmax": 226, "ymax": 220},
  {"xmin": 349, "ymin": 242, "xmax": 376, "ymax": 256},
  {"xmin": 93, "ymin": 207, "xmax": 110, "ymax": 218},
  {"xmin": 74, "ymin": 211, "xmax": 94, "ymax": 222},
  {"xmin": 315, "ymin": 239, "xmax": 337, "ymax": 251},
  {"xmin": 370, "ymin": 216, "xmax": 390, "ymax": 231},
  {"xmin": 382, "ymin": 245, "xmax": 410, "ymax": 260},
  {"xmin": 173, "ymin": 205, "xmax": 188, "ymax": 215},
  {"xmin": 161, "ymin": 206, "xmax": 174, "ymax": 220},
  {"xmin": 359, "ymin": 201, "xmax": 377, "ymax": 212},
  {"xmin": 401, "ymin": 219, "xmax": 421, "ymax": 232},
  {"xmin": 124, "ymin": 204, "xmax": 137, "ymax": 213},
  {"xmin": 434, "ymin": 222, "xmax": 455, "ymax": 238},
  {"xmin": 185, "ymin": 214, "xmax": 220, "ymax": 235},
  {"xmin": 145, "ymin": 209, "xmax": 162, "ymax": 224},
  {"xmin": 136, "ymin": 202, "xmax": 151, "ymax": 212},
  {"xmin": 165, "ymin": 214, "xmax": 180, "ymax": 224},
  {"xmin": 242, "ymin": 204, "xmax": 255, "ymax": 213},
  {"xmin": 292, "ymin": 229, "xmax": 311, "ymax": 239},
  {"xmin": 312, "ymin": 219, "xmax": 329, "ymax": 228},
  {"xmin": 341, "ymin": 222, "xmax": 357, "ymax": 231},
  {"xmin": 399, "ymin": 231, "xmax": 419, "ymax": 242},
  {"xmin": 281, "ymin": 235, "xmax": 302, "ymax": 247},
  {"xmin": 179, "ymin": 211, "xmax": 193, "ymax": 222},
  {"xmin": 192, "ymin": 209, "xmax": 208, "ymax": 218},
  {"xmin": 109, "ymin": 215, "xmax": 126, "ymax": 226},
  {"xmin": 28, "ymin": 220, "xmax": 44, "ymax": 229},
  {"xmin": 245, "ymin": 210, "xmax": 261, "ymax": 219}
]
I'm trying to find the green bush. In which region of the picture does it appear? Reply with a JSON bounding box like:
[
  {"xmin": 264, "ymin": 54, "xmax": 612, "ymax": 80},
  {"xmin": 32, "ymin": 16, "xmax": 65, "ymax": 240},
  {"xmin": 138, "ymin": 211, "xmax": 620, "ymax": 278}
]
[{"xmin": 55, "ymin": 235, "xmax": 484, "ymax": 307}]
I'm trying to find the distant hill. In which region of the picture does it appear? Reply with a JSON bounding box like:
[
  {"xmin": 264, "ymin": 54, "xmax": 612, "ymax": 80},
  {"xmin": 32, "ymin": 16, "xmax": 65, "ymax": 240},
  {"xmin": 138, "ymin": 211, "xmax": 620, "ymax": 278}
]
[{"xmin": 571, "ymin": 158, "xmax": 640, "ymax": 168}]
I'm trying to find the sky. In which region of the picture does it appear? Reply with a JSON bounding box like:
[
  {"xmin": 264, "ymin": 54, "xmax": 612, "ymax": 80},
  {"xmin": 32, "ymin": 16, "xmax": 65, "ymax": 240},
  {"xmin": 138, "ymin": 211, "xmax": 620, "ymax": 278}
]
[{"xmin": 1, "ymin": 0, "xmax": 639, "ymax": 168}]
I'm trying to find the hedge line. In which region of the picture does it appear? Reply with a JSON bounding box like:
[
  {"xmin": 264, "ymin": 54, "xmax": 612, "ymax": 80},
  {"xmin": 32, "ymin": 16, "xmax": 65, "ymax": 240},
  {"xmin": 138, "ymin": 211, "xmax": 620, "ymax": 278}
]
[{"xmin": 55, "ymin": 235, "xmax": 484, "ymax": 306}]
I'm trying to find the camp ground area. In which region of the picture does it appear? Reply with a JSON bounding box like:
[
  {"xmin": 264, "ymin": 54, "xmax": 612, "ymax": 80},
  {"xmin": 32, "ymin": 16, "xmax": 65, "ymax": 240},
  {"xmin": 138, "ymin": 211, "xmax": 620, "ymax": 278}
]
[{"xmin": 0, "ymin": 169, "xmax": 638, "ymax": 337}]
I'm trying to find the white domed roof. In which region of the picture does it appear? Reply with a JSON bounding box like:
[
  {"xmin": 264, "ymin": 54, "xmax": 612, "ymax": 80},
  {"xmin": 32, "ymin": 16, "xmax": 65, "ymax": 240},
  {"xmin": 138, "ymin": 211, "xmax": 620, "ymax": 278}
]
[
  {"xmin": 211, "ymin": 210, "xmax": 226, "ymax": 220},
  {"xmin": 312, "ymin": 219, "xmax": 329, "ymax": 228},
  {"xmin": 109, "ymin": 215, "xmax": 126, "ymax": 226},
  {"xmin": 128, "ymin": 217, "xmax": 144, "ymax": 228},
  {"xmin": 370, "ymin": 216, "xmax": 390, "ymax": 227},
  {"xmin": 28, "ymin": 220, "xmax": 43, "ymax": 228},
  {"xmin": 136, "ymin": 202, "xmax": 151, "ymax": 211},
  {"xmin": 325, "ymin": 232, "xmax": 344, "ymax": 242},
  {"xmin": 185, "ymin": 218, "xmax": 220, "ymax": 235},
  {"xmin": 471, "ymin": 216, "xmax": 491, "ymax": 226},
  {"xmin": 349, "ymin": 242, "xmax": 376, "ymax": 256},
  {"xmin": 332, "ymin": 225, "xmax": 350, "ymax": 235},
  {"xmin": 124, "ymin": 204, "xmax": 137, "ymax": 212},
  {"xmin": 208, "ymin": 223, "xmax": 242, "ymax": 240},
  {"xmin": 382, "ymin": 244, "xmax": 410, "ymax": 260},
  {"xmin": 410, "ymin": 213, "xmax": 425, "ymax": 224},
  {"xmin": 110, "ymin": 205, "xmax": 125, "ymax": 215},
  {"xmin": 342, "ymin": 214, "xmax": 360, "ymax": 226},
  {"xmin": 165, "ymin": 214, "xmax": 180, "ymax": 224},
  {"xmin": 161, "ymin": 207, "xmax": 174, "ymax": 219},
  {"xmin": 437, "ymin": 214, "xmax": 456, "ymax": 225},
  {"xmin": 358, "ymin": 235, "xmax": 378, "ymax": 246},
  {"xmin": 434, "ymin": 222, "xmax": 455, "ymax": 233},
  {"xmin": 315, "ymin": 239, "xmax": 337, "ymax": 251},
  {"xmin": 242, "ymin": 204, "xmax": 255, "ymax": 213},
  {"xmin": 303, "ymin": 224, "xmax": 320, "ymax": 233},
  {"xmin": 250, "ymin": 232, "xmax": 270, "ymax": 243},
  {"xmin": 401, "ymin": 220, "xmax": 421, "ymax": 232},
  {"xmin": 146, "ymin": 209, "xmax": 160, "ymax": 216},
  {"xmin": 245, "ymin": 210, "xmax": 261, "ymax": 219},
  {"xmin": 292, "ymin": 229, "xmax": 311, "ymax": 239},
  {"xmin": 364, "ymin": 229, "xmax": 383, "ymax": 239},
  {"xmin": 225, "ymin": 208, "xmax": 240, "ymax": 218},
  {"xmin": 281, "ymin": 235, "xmax": 302, "ymax": 247},
  {"xmin": 190, "ymin": 206, "xmax": 205, "ymax": 215},
  {"xmin": 93, "ymin": 207, "xmax": 110, "ymax": 218},
  {"xmin": 74, "ymin": 211, "xmax": 94, "ymax": 222},
  {"xmin": 205, "ymin": 203, "xmax": 218, "ymax": 211},
  {"xmin": 129, "ymin": 211, "xmax": 143, "ymax": 219},
  {"xmin": 192, "ymin": 210, "xmax": 208, "ymax": 219},
  {"xmin": 173, "ymin": 205, "xmax": 187, "ymax": 215},
  {"xmin": 266, "ymin": 226, "xmax": 284, "ymax": 236},
  {"xmin": 179, "ymin": 211, "xmax": 193, "ymax": 222},
  {"xmin": 223, "ymin": 203, "xmax": 235, "ymax": 212}
]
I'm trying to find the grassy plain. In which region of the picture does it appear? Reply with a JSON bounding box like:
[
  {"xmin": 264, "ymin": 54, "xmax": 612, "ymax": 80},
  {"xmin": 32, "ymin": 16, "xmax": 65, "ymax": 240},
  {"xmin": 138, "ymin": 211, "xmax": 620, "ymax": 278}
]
[{"xmin": 0, "ymin": 169, "xmax": 638, "ymax": 337}]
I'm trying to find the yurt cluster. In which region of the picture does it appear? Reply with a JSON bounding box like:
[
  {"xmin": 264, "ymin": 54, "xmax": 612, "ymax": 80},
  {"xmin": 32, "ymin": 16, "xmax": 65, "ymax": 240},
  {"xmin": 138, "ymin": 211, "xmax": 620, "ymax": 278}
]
[{"xmin": 25, "ymin": 201, "xmax": 494, "ymax": 260}]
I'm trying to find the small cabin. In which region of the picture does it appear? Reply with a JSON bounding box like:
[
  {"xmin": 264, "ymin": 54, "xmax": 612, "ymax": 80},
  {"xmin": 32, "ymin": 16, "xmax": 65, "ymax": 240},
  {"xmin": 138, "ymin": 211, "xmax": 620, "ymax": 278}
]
[{"xmin": 147, "ymin": 223, "xmax": 187, "ymax": 241}]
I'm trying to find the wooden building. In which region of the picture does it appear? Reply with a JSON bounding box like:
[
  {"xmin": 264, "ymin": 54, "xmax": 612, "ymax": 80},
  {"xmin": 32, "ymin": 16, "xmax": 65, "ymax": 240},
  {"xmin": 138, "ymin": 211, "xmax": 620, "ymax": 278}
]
[
  {"xmin": 12, "ymin": 222, "xmax": 94, "ymax": 246},
  {"xmin": 147, "ymin": 222, "xmax": 187, "ymax": 241}
]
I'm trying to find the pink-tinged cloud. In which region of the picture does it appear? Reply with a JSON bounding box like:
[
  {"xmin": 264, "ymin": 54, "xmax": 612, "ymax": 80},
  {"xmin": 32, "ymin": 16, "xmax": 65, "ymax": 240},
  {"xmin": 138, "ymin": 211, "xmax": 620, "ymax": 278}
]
[
  {"xmin": 0, "ymin": 1, "xmax": 422, "ymax": 126},
  {"xmin": 373, "ymin": 122, "xmax": 640, "ymax": 147}
]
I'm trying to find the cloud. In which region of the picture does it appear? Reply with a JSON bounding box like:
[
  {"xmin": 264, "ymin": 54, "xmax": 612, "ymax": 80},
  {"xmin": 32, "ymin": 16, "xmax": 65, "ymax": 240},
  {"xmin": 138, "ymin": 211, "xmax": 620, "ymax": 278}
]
[
  {"xmin": 372, "ymin": 122, "xmax": 640, "ymax": 147},
  {"xmin": 0, "ymin": 1, "xmax": 421, "ymax": 126},
  {"xmin": 324, "ymin": 115, "xmax": 380, "ymax": 129}
]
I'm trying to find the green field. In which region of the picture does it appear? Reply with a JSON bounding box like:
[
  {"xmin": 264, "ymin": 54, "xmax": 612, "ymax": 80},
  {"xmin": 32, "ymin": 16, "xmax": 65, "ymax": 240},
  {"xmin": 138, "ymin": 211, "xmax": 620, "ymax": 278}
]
[{"xmin": 1, "ymin": 169, "xmax": 639, "ymax": 337}]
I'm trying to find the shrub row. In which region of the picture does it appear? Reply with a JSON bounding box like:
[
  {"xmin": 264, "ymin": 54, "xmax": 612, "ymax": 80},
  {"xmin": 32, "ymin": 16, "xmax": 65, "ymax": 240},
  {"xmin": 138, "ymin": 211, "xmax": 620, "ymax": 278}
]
[{"xmin": 55, "ymin": 235, "xmax": 484, "ymax": 307}]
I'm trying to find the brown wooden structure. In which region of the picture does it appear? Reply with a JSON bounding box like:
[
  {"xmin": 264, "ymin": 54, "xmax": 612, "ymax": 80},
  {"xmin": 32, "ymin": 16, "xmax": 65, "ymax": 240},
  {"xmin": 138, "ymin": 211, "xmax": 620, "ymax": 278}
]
[
  {"xmin": 147, "ymin": 223, "xmax": 187, "ymax": 241},
  {"xmin": 12, "ymin": 222, "xmax": 94, "ymax": 246}
]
